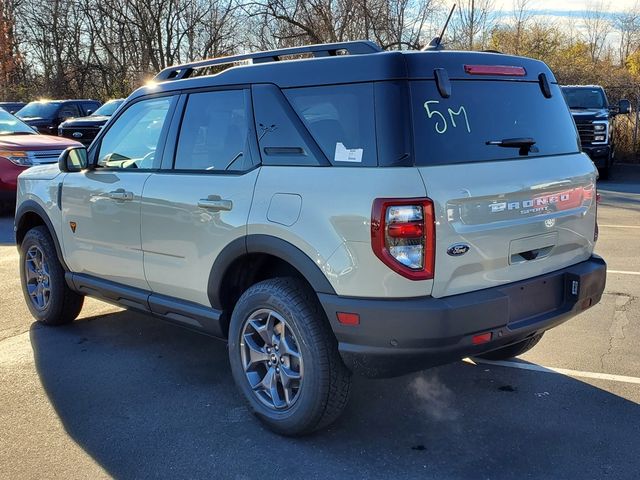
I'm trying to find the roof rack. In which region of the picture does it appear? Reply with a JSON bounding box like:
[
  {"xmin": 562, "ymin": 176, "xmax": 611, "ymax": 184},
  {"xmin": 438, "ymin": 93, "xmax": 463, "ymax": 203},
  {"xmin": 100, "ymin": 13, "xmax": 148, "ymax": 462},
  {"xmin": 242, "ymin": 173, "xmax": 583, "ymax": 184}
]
[{"xmin": 154, "ymin": 41, "xmax": 382, "ymax": 82}]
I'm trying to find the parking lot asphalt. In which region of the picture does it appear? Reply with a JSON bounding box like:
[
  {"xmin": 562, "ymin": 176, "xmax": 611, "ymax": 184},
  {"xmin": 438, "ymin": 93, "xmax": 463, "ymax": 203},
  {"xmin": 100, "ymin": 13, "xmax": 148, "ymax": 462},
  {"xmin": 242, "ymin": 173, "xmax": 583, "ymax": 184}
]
[{"xmin": 1, "ymin": 167, "xmax": 639, "ymax": 480}]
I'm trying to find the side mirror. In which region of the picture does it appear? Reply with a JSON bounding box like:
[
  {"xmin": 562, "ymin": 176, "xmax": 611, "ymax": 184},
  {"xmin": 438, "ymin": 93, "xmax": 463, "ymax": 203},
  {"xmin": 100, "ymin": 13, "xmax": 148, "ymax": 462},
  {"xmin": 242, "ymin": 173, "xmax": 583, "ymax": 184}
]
[
  {"xmin": 86, "ymin": 110, "xmax": 93, "ymax": 116},
  {"xmin": 58, "ymin": 146, "xmax": 88, "ymax": 172},
  {"xmin": 618, "ymin": 99, "xmax": 631, "ymax": 115}
]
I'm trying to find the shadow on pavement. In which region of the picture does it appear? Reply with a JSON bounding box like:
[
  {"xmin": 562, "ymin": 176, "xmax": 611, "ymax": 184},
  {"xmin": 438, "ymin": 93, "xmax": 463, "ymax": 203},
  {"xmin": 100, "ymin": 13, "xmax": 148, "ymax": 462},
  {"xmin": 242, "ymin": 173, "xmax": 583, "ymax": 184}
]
[
  {"xmin": 0, "ymin": 212, "xmax": 15, "ymax": 246},
  {"xmin": 30, "ymin": 310, "xmax": 640, "ymax": 479}
]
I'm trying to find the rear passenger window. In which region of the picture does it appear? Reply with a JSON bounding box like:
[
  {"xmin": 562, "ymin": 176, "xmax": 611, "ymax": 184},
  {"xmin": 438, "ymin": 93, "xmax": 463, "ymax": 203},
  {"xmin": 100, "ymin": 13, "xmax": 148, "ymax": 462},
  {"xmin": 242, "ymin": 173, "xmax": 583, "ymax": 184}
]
[
  {"xmin": 174, "ymin": 90, "xmax": 252, "ymax": 172},
  {"xmin": 284, "ymin": 83, "xmax": 377, "ymax": 166}
]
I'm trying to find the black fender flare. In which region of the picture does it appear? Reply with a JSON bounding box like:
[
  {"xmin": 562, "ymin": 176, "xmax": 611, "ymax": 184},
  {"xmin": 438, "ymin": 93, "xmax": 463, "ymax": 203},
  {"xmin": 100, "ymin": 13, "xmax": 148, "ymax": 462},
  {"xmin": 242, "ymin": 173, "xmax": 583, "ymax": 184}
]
[
  {"xmin": 207, "ymin": 234, "xmax": 336, "ymax": 310},
  {"xmin": 15, "ymin": 200, "xmax": 69, "ymax": 271}
]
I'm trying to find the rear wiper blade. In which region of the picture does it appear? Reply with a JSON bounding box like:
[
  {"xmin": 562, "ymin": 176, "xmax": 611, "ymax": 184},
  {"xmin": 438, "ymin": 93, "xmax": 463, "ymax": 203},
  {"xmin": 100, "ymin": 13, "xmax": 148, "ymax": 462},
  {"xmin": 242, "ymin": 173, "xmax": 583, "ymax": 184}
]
[{"xmin": 486, "ymin": 137, "xmax": 537, "ymax": 155}]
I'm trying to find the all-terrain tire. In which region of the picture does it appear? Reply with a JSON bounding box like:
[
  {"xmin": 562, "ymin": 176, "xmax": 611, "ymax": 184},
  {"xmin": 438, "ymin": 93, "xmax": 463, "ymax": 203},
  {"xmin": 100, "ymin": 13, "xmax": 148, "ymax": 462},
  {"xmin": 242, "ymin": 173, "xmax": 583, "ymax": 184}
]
[
  {"xmin": 19, "ymin": 226, "xmax": 84, "ymax": 325},
  {"xmin": 228, "ymin": 277, "xmax": 352, "ymax": 436},
  {"xmin": 475, "ymin": 333, "xmax": 544, "ymax": 361}
]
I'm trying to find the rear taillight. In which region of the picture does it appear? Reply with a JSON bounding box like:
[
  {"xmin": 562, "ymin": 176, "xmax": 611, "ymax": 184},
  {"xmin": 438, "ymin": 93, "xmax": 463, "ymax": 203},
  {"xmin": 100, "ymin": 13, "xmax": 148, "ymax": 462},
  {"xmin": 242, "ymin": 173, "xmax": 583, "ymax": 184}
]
[
  {"xmin": 594, "ymin": 187, "xmax": 599, "ymax": 242},
  {"xmin": 371, "ymin": 198, "xmax": 435, "ymax": 280}
]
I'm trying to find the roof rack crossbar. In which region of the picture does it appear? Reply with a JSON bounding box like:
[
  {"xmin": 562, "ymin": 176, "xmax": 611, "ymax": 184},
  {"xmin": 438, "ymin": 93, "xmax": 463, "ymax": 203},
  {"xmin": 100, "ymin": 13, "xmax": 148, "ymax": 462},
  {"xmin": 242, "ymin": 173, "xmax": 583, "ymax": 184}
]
[{"xmin": 154, "ymin": 41, "xmax": 382, "ymax": 81}]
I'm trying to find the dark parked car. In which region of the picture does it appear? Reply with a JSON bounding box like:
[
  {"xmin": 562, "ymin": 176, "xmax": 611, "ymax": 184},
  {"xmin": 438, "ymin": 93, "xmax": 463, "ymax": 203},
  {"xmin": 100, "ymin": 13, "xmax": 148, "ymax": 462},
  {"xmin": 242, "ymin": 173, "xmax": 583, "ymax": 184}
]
[
  {"xmin": 58, "ymin": 99, "xmax": 124, "ymax": 146},
  {"xmin": 561, "ymin": 85, "xmax": 630, "ymax": 179},
  {"xmin": 0, "ymin": 102, "xmax": 27, "ymax": 114},
  {"xmin": 15, "ymin": 99, "xmax": 101, "ymax": 135}
]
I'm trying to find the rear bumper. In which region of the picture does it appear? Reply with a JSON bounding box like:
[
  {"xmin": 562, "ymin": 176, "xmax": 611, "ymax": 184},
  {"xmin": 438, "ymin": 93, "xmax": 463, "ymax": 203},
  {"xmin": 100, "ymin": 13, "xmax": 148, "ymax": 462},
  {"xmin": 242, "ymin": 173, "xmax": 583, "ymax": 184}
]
[{"xmin": 319, "ymin": 255, "xmax": 606, "ymax": 378}]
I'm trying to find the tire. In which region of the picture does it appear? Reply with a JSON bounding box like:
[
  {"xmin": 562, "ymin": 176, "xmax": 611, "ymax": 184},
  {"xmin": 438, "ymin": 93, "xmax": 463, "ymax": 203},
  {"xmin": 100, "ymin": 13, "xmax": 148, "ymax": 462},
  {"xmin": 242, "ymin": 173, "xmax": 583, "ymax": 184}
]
[
  {"xmin": 19, "ymin": 226, "xmax": 84, "ymax": 325},
  {"xmin": 598, "ymin": 166, "xmax": 609, "ymax": 180},
  {"xmin": 228, "ymin": 277, "xmax": 352, "ymax": 436},
  {"xmin": 475, "ymin": 333, "xmax": 544, "ymax": 361}
]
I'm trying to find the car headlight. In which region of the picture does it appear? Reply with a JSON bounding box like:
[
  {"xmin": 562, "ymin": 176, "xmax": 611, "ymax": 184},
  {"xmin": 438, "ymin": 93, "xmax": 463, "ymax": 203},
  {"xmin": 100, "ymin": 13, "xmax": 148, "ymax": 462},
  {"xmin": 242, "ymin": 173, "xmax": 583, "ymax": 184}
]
[
  {"xmin": 594, "ymin": 124, "xmax": 606, "ymax": 131},
  {"xmin": 0, "ymin": 150, "xmax": 33, "ymax": 166},
  {"xmin": 594, "ymin": 135, "xmax": 606, "ymax": 142}
]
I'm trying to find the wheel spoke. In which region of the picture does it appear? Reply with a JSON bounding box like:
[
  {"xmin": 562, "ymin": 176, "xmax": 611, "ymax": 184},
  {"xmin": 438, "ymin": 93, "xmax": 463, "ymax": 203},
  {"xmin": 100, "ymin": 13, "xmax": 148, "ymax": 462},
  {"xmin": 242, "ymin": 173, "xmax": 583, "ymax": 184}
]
[
  {"xmin": 243, "ymin": 334, "xmax": 269, "ymax": 369},
  {"xmin": 250, "ymin": 312, "xmax": 275, "ymax": 346},
  {"xmin": 279, "ymin": 365, "xmax": 300, "ymax": 388},
  {"xmin": 279, "ymin": 332, "xmax": 301, "ymax": 360},
  {"xmin": 254, "ymin": 365, "xmax": 274, "ymax": 391}
]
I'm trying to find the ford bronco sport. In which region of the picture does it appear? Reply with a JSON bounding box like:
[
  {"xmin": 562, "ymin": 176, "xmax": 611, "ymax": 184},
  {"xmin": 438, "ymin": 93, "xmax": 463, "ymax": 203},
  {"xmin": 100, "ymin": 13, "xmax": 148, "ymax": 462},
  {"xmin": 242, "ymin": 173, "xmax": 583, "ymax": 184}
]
[{"xmin": 15, "ymin": 41, "xmax": 606, "ymax": 436}]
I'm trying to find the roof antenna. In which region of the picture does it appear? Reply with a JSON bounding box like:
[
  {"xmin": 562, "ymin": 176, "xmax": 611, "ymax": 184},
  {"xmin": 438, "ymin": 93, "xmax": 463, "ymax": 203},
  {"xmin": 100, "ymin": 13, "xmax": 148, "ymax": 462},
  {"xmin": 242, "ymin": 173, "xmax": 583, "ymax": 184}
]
[{"xmin": 423, "ymin": 4, "xmax": 456, "ymax": 51}]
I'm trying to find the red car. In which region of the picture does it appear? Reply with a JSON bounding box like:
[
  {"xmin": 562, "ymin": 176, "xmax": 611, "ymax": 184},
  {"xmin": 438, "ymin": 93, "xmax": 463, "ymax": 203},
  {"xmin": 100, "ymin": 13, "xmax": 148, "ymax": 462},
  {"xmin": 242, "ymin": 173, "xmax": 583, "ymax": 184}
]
[{"xmin": 0, "ymin": 109, "xmax": 81, "ymax": 211}]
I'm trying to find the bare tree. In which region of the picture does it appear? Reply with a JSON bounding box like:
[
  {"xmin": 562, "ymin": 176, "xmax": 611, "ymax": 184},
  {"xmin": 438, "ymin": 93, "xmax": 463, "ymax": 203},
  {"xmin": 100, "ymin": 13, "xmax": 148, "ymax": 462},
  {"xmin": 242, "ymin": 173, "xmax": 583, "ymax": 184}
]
[
  {"xmin": 450, "ymin": 0, "xmax": 496, "ymax": 50},
  {"xmin": 511, "ymin": 0, "xmax": 532, "ymax": 55},
  {"xmin": 582, "ymin": 0, "xmax": 612, "ymax": 63},
  {"xmin": 613, "ymin": 2, "xmax": 640, "ymax": 66}
]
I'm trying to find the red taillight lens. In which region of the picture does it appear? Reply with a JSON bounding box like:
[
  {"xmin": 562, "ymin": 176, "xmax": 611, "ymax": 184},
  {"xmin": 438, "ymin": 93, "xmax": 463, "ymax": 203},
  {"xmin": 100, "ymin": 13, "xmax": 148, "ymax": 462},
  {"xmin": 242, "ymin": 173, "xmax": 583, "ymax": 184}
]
[
  {"xmin": 464, "ymin": 65, "xmax": 526, "ymax": 76},
  {"xmin": 594, "ymin": 187, "xmax": 599, "ymax": 242},
  {"xmin": 371, "ymin": 198, "xmax": 435, "ymax": 280}
]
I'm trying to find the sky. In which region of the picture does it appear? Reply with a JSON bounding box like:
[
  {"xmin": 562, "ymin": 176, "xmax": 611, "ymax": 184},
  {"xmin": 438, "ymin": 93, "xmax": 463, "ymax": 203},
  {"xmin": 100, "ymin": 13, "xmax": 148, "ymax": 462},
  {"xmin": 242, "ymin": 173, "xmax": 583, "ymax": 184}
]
[{"xmin": 491, "ymin": 0, "xmax": 638, "ymax": 12}]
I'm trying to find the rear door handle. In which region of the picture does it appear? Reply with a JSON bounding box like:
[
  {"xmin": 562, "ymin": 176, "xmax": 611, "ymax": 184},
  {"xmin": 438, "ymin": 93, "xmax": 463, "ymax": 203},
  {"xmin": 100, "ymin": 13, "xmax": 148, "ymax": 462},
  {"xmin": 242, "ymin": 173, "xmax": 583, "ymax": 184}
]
[
  {"xmin": 197, "ymin": 198, "xmax": 233, "ymax": 211},
  {"xmin": 107, "ymin": 189, "xmax": 134, "ymax": 201}
]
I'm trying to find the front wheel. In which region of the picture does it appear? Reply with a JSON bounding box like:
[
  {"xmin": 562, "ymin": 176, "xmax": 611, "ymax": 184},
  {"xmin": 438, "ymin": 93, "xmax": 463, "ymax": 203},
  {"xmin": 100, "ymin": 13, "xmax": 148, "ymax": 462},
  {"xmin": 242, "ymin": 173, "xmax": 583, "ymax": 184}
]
[
  {"xmin": 20, "ymin": 226, "xmax": 84, "ymax": 325},
  {"xmin": 228, "ymin": 277, "xmax": 352, "ymax": 436}
]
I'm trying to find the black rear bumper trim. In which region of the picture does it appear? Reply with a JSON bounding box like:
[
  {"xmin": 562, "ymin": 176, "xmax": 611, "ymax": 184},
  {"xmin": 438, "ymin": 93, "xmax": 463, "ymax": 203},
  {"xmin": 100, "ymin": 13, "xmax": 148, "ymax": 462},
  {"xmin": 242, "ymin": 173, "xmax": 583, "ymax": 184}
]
[{"xmin": 318, "ymin": 255, "xmax": 606, "ymax": 378}]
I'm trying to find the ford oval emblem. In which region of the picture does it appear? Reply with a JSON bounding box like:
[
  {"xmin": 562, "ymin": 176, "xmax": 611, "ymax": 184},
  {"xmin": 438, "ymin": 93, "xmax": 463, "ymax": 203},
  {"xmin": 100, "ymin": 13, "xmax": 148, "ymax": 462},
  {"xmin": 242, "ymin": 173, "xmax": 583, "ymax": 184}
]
[
  {"xmin": 447, "ymin": 243, "xmax": 470, "ymax": 256},
  {"xmin": 72, "ymin": 132, "xmax": 83, "ymax": 138}
]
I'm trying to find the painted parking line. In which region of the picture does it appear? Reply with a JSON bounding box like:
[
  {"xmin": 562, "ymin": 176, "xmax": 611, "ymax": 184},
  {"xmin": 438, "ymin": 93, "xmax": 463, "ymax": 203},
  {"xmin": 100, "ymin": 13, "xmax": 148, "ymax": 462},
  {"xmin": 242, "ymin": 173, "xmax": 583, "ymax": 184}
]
[
  {"xmin": 464, "ymin": 358, "xmax": 640, "ymax": 385},
  {"xmin": 608, "ymin": 270, "xmax": 640, "ymax": 276},
  {"xmin": 599, "ymin": 225, "xmax": 640, "ymax": 229}
]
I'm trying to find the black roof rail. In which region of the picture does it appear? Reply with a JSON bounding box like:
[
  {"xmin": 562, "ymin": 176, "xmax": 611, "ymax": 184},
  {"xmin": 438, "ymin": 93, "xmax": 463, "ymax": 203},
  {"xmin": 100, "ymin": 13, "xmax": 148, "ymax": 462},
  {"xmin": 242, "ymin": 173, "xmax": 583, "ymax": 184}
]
[{"xmin": 154, "ymin": 41, "xmax": 383, "ymax": 82}]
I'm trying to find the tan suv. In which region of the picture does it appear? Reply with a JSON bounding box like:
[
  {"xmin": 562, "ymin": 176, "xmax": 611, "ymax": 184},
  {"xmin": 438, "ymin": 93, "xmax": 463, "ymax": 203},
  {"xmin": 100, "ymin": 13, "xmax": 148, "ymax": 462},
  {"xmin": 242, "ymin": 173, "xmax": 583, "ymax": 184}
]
[{"xmin": 15, "ymin": 41, "xmax": 606, "ymax": 435}]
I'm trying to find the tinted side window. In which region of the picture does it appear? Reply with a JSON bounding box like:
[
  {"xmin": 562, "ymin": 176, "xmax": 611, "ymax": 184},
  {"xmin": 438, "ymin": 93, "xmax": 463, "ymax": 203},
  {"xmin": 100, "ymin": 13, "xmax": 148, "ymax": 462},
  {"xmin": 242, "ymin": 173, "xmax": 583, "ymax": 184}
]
[
  {"xmin": 98, "ymin": 96, "xmax": 173, "ymax": 169},
  {"xmin": 174, "ymin": 90, "xmax": 252, "ymax": 172},
  {"xmin": 284, "ymin": 83, "xmax": 377, "ymax": 166},
  {"xmin": 411, "ymin": 80, "xmax": 580, "ymax": 165}
]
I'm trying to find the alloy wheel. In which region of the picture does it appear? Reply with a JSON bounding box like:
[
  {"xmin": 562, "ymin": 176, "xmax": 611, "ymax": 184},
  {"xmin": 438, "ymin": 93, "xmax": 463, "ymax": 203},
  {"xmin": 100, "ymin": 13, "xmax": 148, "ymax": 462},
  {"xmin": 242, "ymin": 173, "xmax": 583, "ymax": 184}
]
[
  {"xmin": 24, "ymin": 245, "xmax": 51, "ymax": 311},
  {"xmin": 240, "ymin": 308, "xmax": 304, "ymax": 410}
]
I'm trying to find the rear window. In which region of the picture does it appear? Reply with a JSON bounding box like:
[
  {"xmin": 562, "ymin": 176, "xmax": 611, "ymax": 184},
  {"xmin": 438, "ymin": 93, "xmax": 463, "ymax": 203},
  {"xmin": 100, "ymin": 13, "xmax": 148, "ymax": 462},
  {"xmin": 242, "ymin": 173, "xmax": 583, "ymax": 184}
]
[
  {"xmin": 284, "ymin": 83, "xmax": 377, "ymax": 166},
  {"xmin": 411, "ymin": 81, "xmax": 580, "ymax": 165}
]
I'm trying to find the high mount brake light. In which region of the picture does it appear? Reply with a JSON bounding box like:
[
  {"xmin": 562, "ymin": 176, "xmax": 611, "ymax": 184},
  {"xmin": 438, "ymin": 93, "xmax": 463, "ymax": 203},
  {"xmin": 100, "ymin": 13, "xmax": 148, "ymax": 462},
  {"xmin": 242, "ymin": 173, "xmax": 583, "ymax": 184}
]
[
  {"xmin": 371, "ymin": 198, "xmax": 435, "ymax": 280},
  {"xmin": 464, "ymin": 65, "xmax": 526, "ymax": 77}
]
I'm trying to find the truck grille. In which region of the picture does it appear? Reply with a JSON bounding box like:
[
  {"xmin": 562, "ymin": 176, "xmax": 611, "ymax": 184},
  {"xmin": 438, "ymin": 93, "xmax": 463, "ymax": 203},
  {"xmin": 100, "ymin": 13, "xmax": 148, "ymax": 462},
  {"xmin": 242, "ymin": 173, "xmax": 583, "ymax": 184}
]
[
  {"xmin": 28, "ymin": 150, "xmax": 65, "ymax": 165},
  {"xmin": 59, "ymin": 126, "xmax": 101, "ymax": 146},
  {"xmin": 576, "ymin": 122, "xmax": 595, "ymax": 144}
]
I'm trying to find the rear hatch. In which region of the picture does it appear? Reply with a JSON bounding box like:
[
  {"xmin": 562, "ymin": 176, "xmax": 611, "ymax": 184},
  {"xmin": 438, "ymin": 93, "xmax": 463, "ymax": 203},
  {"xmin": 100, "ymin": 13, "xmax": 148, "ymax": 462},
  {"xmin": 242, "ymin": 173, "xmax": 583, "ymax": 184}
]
[{"xmin": 407, "ymin": 53, "xmax": 598, "ymax": 298}]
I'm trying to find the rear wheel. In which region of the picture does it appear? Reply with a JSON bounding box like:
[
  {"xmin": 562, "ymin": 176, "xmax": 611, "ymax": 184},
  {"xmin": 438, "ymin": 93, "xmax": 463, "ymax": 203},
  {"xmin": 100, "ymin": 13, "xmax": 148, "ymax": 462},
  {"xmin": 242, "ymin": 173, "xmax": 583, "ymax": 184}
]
[
  {"xmin": 228, "ymin": 277, "xmax": 352, "ymax": 436},
  {"xmin": 475, "ymin": 333, "xmax": 544, "ymax": 361},
  {"xmin": 20, "ymin": 226, "xmax": 84, "ymax": 325}
]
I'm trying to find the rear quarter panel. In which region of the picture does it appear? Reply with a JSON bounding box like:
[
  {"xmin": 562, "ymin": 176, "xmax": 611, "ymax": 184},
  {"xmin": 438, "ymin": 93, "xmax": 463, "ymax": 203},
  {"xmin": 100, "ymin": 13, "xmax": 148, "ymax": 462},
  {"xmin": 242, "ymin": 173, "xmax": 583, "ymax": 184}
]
[{"xmin": 249, "ymin": 166, "xmax": 432, "ymax": 298}]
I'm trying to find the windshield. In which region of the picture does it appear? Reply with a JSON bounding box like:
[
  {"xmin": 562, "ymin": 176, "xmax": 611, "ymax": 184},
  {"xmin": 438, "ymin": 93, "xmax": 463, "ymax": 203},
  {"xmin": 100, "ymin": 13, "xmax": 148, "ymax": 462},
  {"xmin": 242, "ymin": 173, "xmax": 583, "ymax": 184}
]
[
  {"xmin": 561, "ymin": 87, "xmax": 607, "ymax": 109},
  {"xmin": 16, "ymin": 102, "xmax": 61, "ymax": 119},
  {"xmin": 93, "ymin": 100, "xmax": 124, "ymax": 116},
  {"xmin": 0, "ymin": 110, "xmax": 36, "ymax": 135},
  {"xmin": 412, "ymin": 80, "xmax": 579, "ymax": 165}
]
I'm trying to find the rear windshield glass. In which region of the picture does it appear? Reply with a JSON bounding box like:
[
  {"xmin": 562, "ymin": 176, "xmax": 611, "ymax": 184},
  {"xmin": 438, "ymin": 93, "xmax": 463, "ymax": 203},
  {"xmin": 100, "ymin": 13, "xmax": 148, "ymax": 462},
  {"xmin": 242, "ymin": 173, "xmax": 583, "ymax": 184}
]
[
  {"xmin": 561, "ymin": 87, "xmax": 607, "ymax": 109},
  {"xmin": 93, "ymin": 100, "xmax": 123, "ymax": 116},
  {"xmin": 16, "ymin": 102, "xmax": 61, "ymax": 119},
  {"xmin": 411, "ymin": 81, "xmax": 579, "ymax": 165},
  {"xmin": 284, "ymin": 83, "xmax": 377, "ymax": 166}
]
